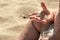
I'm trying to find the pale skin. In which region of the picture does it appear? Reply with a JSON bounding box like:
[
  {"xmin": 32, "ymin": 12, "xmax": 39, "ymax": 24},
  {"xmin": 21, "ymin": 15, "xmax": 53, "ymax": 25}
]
[{"xmin": 19, "ymin": 2, "xmax": 59, "ymax": 40}]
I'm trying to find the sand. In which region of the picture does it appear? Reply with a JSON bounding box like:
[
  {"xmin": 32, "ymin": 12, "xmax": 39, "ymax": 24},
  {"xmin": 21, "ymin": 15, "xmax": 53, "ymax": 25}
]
[{"xmin": 0, "ymin": 0, "xmax": 59, "ymax": 40}]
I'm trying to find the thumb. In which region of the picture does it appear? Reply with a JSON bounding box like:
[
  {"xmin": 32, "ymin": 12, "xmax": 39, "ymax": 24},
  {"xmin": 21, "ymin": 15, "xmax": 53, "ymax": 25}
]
[{"xmin": 41, "ymin": 2, "xmax": 50, "ymax": 15}]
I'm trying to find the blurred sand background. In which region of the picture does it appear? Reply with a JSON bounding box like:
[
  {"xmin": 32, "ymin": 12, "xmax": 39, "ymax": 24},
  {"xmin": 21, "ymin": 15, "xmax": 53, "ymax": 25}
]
[{"xmin": 0, "ymin": 0, "xmax": 59, "ymax": 40}]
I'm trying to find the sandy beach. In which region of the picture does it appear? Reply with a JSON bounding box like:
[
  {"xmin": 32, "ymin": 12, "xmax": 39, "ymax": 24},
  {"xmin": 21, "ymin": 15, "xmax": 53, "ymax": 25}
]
[{"xmin": 0, "ymin": 0, "xmax": 59, "ymax": 40}]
